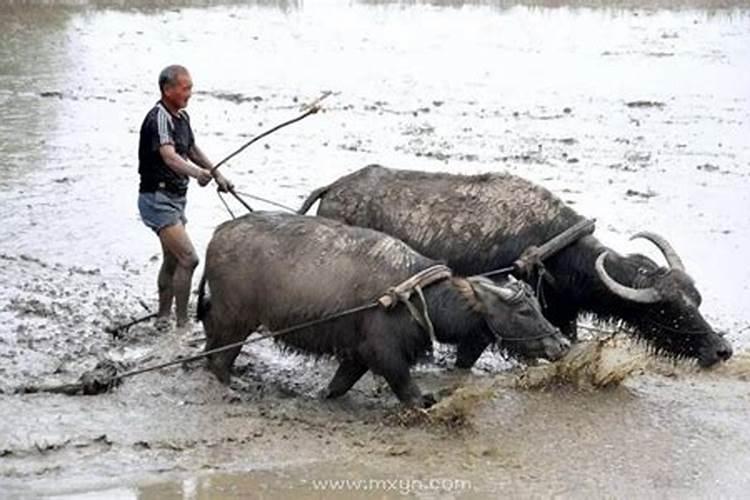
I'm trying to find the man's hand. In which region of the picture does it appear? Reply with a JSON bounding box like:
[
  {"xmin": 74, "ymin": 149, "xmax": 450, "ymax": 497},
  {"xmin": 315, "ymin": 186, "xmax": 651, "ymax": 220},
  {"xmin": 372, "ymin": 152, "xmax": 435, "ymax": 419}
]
[
  {"xmin": 196, "ymin": 168, "xmax": 212, "ymax": 187},
  {"xmin": 214, "ymin": 173, "xmax": 234, "ymax": 193}
]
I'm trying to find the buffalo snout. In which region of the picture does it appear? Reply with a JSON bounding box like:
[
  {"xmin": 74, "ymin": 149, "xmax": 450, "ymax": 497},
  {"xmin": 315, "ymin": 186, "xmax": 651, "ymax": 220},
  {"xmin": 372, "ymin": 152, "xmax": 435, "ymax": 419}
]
[
  {"xmin": 698, "ymin": 334, "xmax": 733, "ymax": 368},
  {"xmin": 542, "ymin": 333, "xmax": 571, "ymax": 361}
]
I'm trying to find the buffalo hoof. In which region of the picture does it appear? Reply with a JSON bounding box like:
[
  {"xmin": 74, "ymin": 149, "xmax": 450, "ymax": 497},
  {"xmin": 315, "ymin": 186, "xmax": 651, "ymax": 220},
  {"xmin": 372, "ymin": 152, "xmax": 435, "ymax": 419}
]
[
  {"xmin": 206, "ymin": 361, "xmax": 231, "ymax": 385},
  {"xmin": 317, "ymin": 388, "xmax": 335, "ymax": 400},
  {"xmin": 420, "ymin": 393, "xmax": 437, "ymax": 409}
]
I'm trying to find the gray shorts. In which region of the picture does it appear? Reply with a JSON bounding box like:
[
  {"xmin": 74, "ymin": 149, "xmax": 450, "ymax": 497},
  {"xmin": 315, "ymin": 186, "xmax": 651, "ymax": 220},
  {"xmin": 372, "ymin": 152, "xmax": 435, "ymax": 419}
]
[{"xmin": 138, "ymin": 190, "xmax": 188, "ymax": 234}]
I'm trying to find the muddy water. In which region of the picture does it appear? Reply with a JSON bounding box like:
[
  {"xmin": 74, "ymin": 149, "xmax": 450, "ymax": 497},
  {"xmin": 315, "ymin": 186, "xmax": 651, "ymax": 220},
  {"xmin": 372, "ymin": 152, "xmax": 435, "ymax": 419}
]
[{"xmin": 1, "ymin": 0, "xmax": 749, "ymax": 498}]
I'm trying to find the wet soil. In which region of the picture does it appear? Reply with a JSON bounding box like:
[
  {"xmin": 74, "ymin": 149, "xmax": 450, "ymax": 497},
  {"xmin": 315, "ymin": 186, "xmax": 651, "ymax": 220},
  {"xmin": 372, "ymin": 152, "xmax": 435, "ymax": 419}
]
[{"xmin": 1, "ymin": 0, "xmax": 749, "ymax": 497}]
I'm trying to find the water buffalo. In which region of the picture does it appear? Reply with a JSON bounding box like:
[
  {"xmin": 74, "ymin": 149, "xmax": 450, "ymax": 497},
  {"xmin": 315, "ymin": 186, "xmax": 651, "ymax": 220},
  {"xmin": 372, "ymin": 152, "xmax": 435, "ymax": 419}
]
[
  {"xmin": 299, "ymin": 165, "xmax": 732, "ymax": 368},
  {"xmin": 197, "ymin": 212, "xmax": 568, "ymax": 407}
]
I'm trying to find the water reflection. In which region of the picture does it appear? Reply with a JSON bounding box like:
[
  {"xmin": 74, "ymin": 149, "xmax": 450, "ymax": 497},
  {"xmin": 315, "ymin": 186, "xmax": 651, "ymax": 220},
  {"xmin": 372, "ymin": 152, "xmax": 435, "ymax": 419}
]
[
  {"xmin": 0, "ymin": 0, "xmax": 301, "ymax": 9},
  {"xmin": 358, "ymin": 0, "xmax": 750, "ymax": 10},
  {"xmin": 0, "ymin": 6, "xmax": 75, "ymax": 184},
  {"xmin": 3, "ymin": 0, "xmax": 747, "ymax": 10}
]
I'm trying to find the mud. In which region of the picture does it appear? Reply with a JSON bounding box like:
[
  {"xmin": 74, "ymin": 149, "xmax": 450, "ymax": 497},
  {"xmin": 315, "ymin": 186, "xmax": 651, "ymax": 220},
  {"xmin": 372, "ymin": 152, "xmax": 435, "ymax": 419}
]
[{"xmin": 1, "ymin": 0, "xmax": 749, "ymax": 497}]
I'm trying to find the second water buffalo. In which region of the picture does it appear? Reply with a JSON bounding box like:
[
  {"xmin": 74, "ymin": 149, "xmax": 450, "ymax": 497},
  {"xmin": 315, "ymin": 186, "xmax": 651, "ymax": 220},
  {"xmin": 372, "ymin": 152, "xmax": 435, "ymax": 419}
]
[{"xmin": 197, "ymin": 212, "xmax": 568, "ymax": 407}]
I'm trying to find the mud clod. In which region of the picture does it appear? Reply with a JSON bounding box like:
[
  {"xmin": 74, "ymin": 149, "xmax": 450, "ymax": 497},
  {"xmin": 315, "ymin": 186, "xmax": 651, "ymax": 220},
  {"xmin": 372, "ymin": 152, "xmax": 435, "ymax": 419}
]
[{"xmin": 517, "ymin": 336, "xmax": 644, "ymax": 390}]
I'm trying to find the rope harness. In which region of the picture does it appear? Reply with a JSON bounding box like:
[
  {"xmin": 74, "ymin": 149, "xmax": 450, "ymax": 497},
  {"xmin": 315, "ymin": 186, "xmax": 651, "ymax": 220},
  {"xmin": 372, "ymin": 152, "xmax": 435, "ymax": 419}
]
[{"xmin": 376, "ymin": 264, "xmax": 453, "ymax": 345}]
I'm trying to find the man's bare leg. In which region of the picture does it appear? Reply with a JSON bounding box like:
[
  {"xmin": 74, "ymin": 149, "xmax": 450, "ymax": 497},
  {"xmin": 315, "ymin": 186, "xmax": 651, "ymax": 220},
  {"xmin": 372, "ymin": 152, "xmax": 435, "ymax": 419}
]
[
  {"xmin": 157, "ymin": 239, "xmax": 178, "ymax": 321},
  {"xmin": 158, "ymin": 223, "xmax": 199, "ymax": 328}
]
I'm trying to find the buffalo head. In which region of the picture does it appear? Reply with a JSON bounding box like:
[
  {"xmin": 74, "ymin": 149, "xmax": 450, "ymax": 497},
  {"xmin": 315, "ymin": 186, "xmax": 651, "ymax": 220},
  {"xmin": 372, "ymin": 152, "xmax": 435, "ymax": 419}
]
[
  {"xmin": 467, "ymin": 275, "xmax": 570, "ymax": 361},
  {"xmin": 595, "ymin": 232, "xmax": 732, "ymax": 367}
]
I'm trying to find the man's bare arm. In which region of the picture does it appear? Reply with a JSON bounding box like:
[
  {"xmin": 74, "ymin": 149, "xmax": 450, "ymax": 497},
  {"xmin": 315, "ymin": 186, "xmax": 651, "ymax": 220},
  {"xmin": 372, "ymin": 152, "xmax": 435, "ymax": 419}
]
[
  {"xmin": 189, "ymin": 144, "xmax": 233, "ymax": 191},
  {"xmin": 187, "ymin": 144, "xmax": 213, "ymax": 170},
  {"xmin": 159, "ymin": 144, "xmax": 212, "ymax": 184}
]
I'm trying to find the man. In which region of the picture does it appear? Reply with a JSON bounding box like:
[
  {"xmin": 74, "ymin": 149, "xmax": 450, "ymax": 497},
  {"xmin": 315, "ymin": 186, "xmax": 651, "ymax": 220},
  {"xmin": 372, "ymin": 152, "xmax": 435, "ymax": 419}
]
[{"xmin": 137, "ymin": 64, "xmax": 232, "ymax": 333}]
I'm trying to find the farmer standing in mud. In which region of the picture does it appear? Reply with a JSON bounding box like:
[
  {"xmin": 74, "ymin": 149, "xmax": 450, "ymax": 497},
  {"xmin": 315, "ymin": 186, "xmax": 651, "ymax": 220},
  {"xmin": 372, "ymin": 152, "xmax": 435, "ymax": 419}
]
[{"xmin": 137, "ymin": 64, "xmax": 233, "ymax": 333}]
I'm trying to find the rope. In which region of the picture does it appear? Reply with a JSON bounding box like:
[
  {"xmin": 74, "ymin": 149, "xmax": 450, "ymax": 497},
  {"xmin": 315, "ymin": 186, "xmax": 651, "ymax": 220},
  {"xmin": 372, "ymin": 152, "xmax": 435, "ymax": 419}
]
[
  {"xmin": 20, "ymin": 265, "xmax": 452, "ymax": 395},
  {"xmin": 18, "ymin": 301, "xmax": 380, "ymax": 396},
  {"xmin": 229, "ymin": 187, "xmax": 253, "ymax": 213},
  {"xmin": 216, "ymin": 187, "xmax": 256, "ymax": 218},
  {"xmin": 217, "ymin": 190, "xmax": 236, "ymax": 219},
  {"xmin": 232, "ymin": 191, "xmax": 297, "ymax": 213},
  {"xmin": 377, "ymin": 264, "xmax": 452, "ymax": 307},
  {"xmin": 216, "ymin": 188, "xmax": 297, "ymax": 219},
  {"xmin": 412, "ymin": 285, "xmax": 437, "ymax": 344}
]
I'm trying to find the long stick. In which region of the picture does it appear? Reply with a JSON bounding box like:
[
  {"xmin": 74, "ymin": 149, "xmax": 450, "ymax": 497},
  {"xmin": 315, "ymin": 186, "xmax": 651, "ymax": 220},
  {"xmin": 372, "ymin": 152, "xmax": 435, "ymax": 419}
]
[
  {"xmin": 104, "ymin": 312, "xmax": 157, "ymax": 335},
  {"xmin": 228, "ymin": 187, "xmax": 254, "ymax": 213},
  {"xmin": 210, "ymin": 91, "xmax": 332, "ymax": 176}
]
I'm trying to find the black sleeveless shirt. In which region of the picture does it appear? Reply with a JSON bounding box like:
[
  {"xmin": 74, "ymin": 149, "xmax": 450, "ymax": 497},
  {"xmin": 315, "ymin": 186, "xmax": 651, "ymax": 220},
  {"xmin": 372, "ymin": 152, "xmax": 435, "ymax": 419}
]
[{"xmin": 138, "ymin": 101, "xmax": 194, "ymax": 195}]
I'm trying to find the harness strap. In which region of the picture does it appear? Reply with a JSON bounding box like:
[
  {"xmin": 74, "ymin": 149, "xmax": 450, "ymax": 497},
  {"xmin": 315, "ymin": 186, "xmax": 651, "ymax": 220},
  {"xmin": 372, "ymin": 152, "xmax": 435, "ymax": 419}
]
[
  {"xmin": 377, "ymin": 264, "xmax": 451, "ymax": 346},
  {"xmin": 377, "ymin": 264, "xmax": 452, "ymax": 308},
  {"xmin": 400, "ymin": 285, "xmax": 437, "ymax": 344}
]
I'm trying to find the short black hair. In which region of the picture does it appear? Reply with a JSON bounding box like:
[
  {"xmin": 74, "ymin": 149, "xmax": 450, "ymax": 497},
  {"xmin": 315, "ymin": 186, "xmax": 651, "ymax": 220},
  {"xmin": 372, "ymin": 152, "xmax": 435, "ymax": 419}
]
[{"xmin": 158, "ymin": 65, "xmax": 189, "ymax": 93}]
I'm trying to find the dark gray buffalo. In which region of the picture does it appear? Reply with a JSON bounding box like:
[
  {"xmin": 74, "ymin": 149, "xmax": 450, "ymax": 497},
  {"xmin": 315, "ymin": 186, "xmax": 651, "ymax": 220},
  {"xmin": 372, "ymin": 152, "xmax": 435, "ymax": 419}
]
[
  {"xmin": 299, "ymin": 165, "xmax": 732, "ymax": 368},
  {"xmin": 197, "ymin": 212, "xmax": 568, "ymax": 407}
]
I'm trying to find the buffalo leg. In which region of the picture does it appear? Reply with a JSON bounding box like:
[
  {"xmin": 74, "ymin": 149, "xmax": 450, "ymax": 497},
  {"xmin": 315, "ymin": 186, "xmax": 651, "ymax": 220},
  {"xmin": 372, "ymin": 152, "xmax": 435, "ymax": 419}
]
[
  {"xmin": 322, "ymin": 358, "xmax": 369, "ymax": 399},
  {"xmin": 204, "ymin": 328, "xmax": 245, "ymax": 385},
  {"xmin": 383, "ymin": 367, "xmax": 434, "ymax": 408},
  {"xmin": 206, "ymin": 346, "xmax": 242, "ymax": 384},
  {"xmin": 455, "ymin": 336, "xmax": 490, "ymax": 369},
  {"xmin": 544, "ymin": 295, "xmax": 579, "ymax": 342},
  {"xmin": 559, "ymin": 318, "xmax": 578, "ymax": 342}
]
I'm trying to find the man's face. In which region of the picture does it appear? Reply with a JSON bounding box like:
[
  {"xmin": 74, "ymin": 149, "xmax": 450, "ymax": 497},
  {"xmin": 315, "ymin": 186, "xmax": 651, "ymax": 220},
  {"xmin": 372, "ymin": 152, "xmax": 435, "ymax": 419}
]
[{"xmin": 163, "ymin": 72, "xmax": 193, "ymax": 110}]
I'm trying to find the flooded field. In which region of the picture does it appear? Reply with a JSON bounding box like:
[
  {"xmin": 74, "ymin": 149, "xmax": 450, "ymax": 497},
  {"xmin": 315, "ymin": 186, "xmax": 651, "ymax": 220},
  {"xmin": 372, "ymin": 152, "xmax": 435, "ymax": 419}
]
[{"xmin": 1, "ymin": 0, "xmax": 749, "ymax": 497}]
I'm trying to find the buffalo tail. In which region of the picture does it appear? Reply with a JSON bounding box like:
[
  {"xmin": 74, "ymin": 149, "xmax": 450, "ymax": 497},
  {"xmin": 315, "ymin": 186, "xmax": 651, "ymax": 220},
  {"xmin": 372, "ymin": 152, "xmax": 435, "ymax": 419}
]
[
  {"xmin": 297, "ymin": 184, "xmax": 330, "ymax": 214},
  {"xmin": 196, "ymin": 274, "xmax": 210, "ymax": 321}
]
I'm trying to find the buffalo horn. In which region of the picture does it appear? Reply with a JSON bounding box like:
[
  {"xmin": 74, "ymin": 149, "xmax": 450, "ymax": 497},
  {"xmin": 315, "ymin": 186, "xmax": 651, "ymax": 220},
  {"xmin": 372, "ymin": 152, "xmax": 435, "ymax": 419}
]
[
  {"xmin": 468, "ymin": 276, "xmax": 517, "ymax": 302},
  {"xmin": 630, "ymin": 231, "xmax": 686, "ymax": 272},
  {"xmin": 595, "ymin": 252, "xmax": 661, "ymax": 304}
]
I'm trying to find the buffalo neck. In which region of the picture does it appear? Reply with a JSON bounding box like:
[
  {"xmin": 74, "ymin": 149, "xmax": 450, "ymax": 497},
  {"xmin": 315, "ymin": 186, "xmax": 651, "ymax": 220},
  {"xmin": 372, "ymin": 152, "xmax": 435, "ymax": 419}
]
[{"xmin": 420, "ymin": 279, "xmax": 484, "ymax": 344}]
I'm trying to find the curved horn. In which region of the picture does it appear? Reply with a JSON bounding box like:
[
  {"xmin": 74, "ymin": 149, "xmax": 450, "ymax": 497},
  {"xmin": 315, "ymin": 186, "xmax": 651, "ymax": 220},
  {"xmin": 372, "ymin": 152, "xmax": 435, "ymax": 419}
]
[
  {"xmin": 595, "ymin": 252, "xmax": 661, "ymax": 304},
  {"xmin": 468, "ymin": 276, "xmax": 517, "ymax": 302},
  {"xmin": 630, "ymin": 231, "xmax": 685, "ymax": 272}
]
